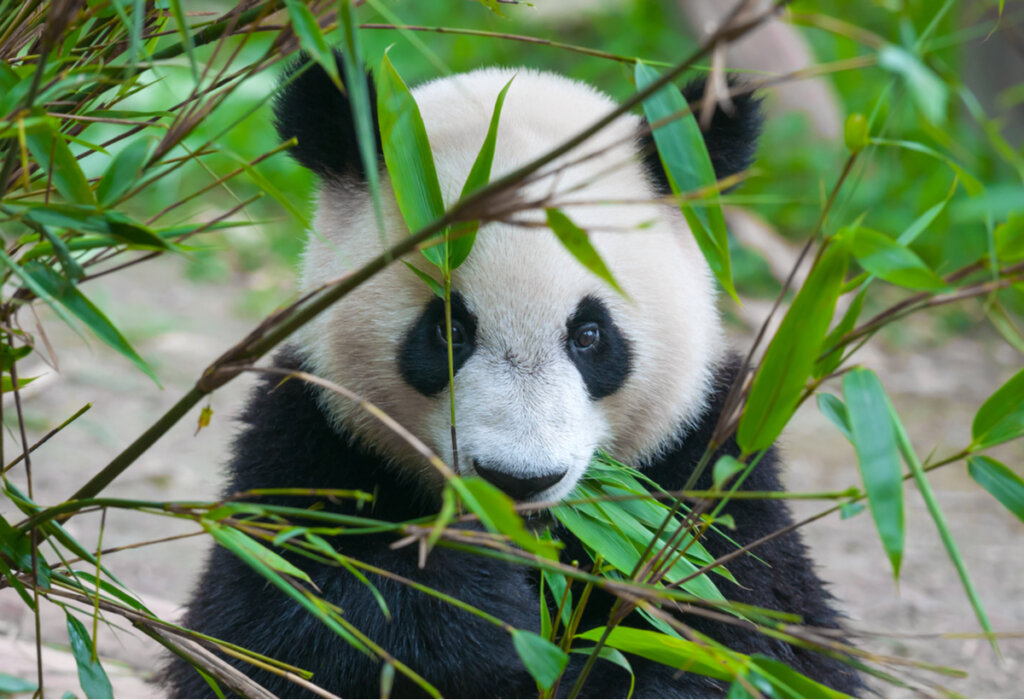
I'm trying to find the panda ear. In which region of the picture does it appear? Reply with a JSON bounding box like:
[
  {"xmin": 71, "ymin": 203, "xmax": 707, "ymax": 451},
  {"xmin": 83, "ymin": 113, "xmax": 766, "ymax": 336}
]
[
  {"xmin": 641, "ymin": 77, "xmax": 763, "ymax": 194},
  {"xmin": 273, "ymin": 52, "xmax": 382, "ymax": 180}
]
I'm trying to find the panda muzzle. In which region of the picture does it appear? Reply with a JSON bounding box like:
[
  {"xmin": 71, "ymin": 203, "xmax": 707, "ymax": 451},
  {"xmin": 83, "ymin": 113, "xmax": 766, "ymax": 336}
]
[{"xmin": 473, "ymin": 461, "xmax": 568, "ymax": 501}]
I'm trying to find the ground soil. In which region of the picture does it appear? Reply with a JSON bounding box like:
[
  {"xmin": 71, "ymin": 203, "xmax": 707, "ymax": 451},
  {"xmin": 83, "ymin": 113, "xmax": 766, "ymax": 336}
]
[{"xmin": 1, "ymin": 256, "xmax": 1021, "ymax": 698}]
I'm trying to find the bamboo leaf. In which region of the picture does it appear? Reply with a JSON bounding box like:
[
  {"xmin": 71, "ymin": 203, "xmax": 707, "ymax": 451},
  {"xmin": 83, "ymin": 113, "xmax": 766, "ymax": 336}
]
[
  {"xmin": 577, "ymin": 626, "xmax": 740, "ymax": 681},
  {"xmin": 738, "ymin": 237, "xmax": 850, "ymax": 453},
  {"xmin": 25, "ymin": 123, "xmax": 97, "ymax": 206},
  {"xmin": 878, "ymin": 44, "xmax": 948, "ymax": 125},
  {"xmin": 97, "ymin": 137, "xmax": 152, "ymax": 207},
  {"xmin": 971, "ymin": 366, "xmax": 1024, "ymax": 449},
  {"xmin": 377, "ymin": 51, "xmax": 446, "ymax": 266},
  {"xmin": 0, "ymin": 673, "xmax": 36, "ymax": 695},
  {"xmin": 635, "ymin": 61, "xmax": 736, "ymax": 302},
  {"xmin": 749, "ymin": 655, "xmax": 850, "ymax": 699},
  {"xmin": 842, "ymin": 368, "xmax": 904, "ymax": 578},
  {"xmin": 402, "ymin": 261, "xmax": 444, "ymax": 298},
  {"xmin": 448, "ymin": 77, "xmax": 515, "ymax": 271},
  {"xmin": 166, "ymin": 0, "xmax": 199, "ymax": 83},
  {"xmin": 511, "ymin": 629, "xmax": 568, "ymax": 691},
  {"xmin": 712, "ymin": 455, "xmax": 746, "ymax": 490},
  {"xmin": 205, "ymin": 521, "xmax": 312, "ymax": 584},
  {"xmin": 545, "ymin": 209, "xmax": 625, "ymax": 296},
  {"xmin": 285, "ymin": 1, "xmax": 340, "ymax": 88},
  {"xmin": 816, "ymin": 393, "xmax": 852, "ymax": 442},
  {"xmin": 968, "ymin": 456, "xmax": 1024, "ymax": 523},
  {"xmin": 849, "ymin": 227, "xmax": 947, "ymax": 291},
  {"xmin": 23, "ymin": 261, "xmax": 160, "ymax": 385},
  {"xmin": 886, "ymin": 398, "xmax": 998, "ymax": 653},
  {"xmin": 66, "ymin": 613, "xmax": 114, "ymax": 699},
  {"xmin": 452, "ymin": 477, "xmax": 558, "ymax": 560}
]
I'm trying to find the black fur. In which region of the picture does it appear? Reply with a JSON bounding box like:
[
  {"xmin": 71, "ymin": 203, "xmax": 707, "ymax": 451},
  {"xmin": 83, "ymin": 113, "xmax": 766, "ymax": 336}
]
[
  {"xmin": 642, "ymin": 77, "xmax": 763, "ymax": 194},
  {"xmin": 399, "ymin": 292, "xmax": 478, "ymax": 397},
  {"xmin": 273, "ymin": 53, "xmax": 382, "ymax": 179},
  {"xmin": 162, "ymin": 349, "xmax": 863, "ymax": 698},
  {"xmin": 565, "ymin": 296, "xmax": 632, "ymax": 400}
]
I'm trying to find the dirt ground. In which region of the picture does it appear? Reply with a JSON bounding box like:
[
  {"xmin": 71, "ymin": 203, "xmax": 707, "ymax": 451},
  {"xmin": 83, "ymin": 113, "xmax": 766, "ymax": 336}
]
[{"xmin": 0, "ymin": 255, "xmax": 1021, "ymax": 698}]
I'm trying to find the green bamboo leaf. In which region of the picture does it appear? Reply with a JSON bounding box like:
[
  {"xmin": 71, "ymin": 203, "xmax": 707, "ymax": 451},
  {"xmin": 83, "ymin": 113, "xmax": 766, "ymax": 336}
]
[
  {"xmin": 337, "ymin": 0, "xmax": 385, "ymax": 245},
  {"xmin": 285, "ymin": 1, "xmax": 340, "ymax": 88},
  {"xmin": 577, "ymin": 626, "xmax": 740, "ymax": 681},
  {"xmin": 205, "ymin": 521, "xmax": 312, "ymax": 584},
  {"xmin": 66, "ymin": 613, "xmax": 113, "ymax": 699},
  {"xmin": 849, "ymin": 227, "xmax": 947, "ymax": 291},
  {"xmin": 814, "ymin": 286, "xmax": 866, "ymax": 378},
  {"xmin": 402, "ymin": 261, "xmax": 444, "ymax": 298},
  {"xmin": 878, "ymin": 44, "xmax": 948, "ymax": 125},
  {"xmin": 377, "ymin": 51, "xmax": 446, "ymax": 266},
  {"xmin": 971, "ymin": 366, "xmax": 1024, "ymax": 449},
  {"xmin": 987, "ymin": 302, "xmax": 1024, "ymax": 354},
  {"xmin": 0, "ymin": 673, "xmax": 36, "ymax": 695},
  {"xmin": 749, "ymin": 655, "xmax": 850, "ymax": 699},
  {"xmin": 887, "ymin": 399, "xmax": 998, "ymax": 653},
  {"xmin": 968, "ymin": 456, "xmax": 1024, "ymax": 523},
  {"xmin": 511, "ymin": 629, "xmax": 568, "ymax": 691},
  {"xmin": 1, "ymin": 374, "xmax": 37, "ymax": 393},
  {"xmin": 104, "ymin": 211, "xmax": 175, "ymax": 250},
  {"xmin": 816, "ymin": 393, "xmax": 852, "ymax": 442},
  {"xmin": 897, "ymin": 198, "xmax": 949, "ymax": 246},
  {"xmin": 842, "ymin": 368, "xmax": 904, "ymax": 578},
  {"xmin": 23, "ymin": 261, "xmax": 160, "ymax": 385},
  {"xmin": 452, "ymin": 477, "xmax": 558, "ymax": 560},
  {"xmin": 712, "ymin": 455, "xmax": 746, "ymax": 490},
  {"xmin": 994, "ymin": 214, "xmax": 1024, "ymax": 261},
  {"xmin": 635, "ymin": 61, "xmax": 736, "ymax": 302},
  {"xmin": 544, "ymin": 209, "xmax": 625, "ymax": 296},
  {"xmin": 96, "ymin": 137, "xmax": 152, "ymax": 207},
  {"xmin": 166, "ymin": 0, "xmax": 199, "ymax": 83},
  {"xmin": 448, "ymin": 77, "xmax": 515, "ymax": 271},
  {"xmin": 738, "ymin": 237, "xmax": 850, "ymax": 453},
  {"xmin": 25, "ymin": 123, "xmax": 97, "ymax": 206},
  {"xmin": 543, "ymin": 570, "xmax": 572, "ymax": 626}
]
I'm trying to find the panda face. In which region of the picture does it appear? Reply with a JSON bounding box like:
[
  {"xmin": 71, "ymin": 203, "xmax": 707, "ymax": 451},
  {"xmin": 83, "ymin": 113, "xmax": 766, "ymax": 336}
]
[{"xmin": 288, "ymin": 67, "xmax": 738, "ymax": 502}]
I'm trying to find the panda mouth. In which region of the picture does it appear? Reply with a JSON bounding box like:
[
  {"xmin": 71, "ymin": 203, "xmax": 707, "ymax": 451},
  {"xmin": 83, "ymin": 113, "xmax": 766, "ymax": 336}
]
[{"xmin": 473, "ymin": 462, "xmax": 568, "ymax": 502}]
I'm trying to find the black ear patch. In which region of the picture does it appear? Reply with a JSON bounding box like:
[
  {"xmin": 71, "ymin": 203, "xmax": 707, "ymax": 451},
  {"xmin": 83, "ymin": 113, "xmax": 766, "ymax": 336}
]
[
  {"xmin": 273, "ymin": 53, "xmax": 382, "ymax": 180},
  {"xmin": 641, "ymin": 77, "xmax": 763, "ymax": 194}
]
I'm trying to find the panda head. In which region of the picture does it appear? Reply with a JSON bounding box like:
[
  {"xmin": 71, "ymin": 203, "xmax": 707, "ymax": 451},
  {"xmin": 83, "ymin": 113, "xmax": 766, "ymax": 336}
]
[{"xmin": 276, "ymin": 57, "xmax": 761, "ymax": 503}]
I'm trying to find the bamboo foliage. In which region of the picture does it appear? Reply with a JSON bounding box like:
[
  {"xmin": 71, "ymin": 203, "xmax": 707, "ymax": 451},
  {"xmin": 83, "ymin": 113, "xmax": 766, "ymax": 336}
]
[{"xmin": 1, "ymin": 1, "xmax": 1022, "ymax": 698}]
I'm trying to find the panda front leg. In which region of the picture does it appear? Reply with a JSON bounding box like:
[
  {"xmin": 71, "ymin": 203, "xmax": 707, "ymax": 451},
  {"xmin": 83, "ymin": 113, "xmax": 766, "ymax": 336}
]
[{"xmin": 164, "ymin": 521, "xmax": 553, "ymax": 698}]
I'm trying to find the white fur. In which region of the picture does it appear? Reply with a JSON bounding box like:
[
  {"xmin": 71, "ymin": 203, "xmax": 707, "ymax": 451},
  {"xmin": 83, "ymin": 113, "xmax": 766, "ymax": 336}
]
[{"xmin": 296, "ymin": 68, "xmax": 723, "ymax": 501}]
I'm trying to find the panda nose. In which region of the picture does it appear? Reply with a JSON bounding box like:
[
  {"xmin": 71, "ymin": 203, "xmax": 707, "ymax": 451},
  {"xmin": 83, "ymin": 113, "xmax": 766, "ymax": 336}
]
[{"xmin": 474, "ymin": 462, "xmax": 567, "ymax": 501}]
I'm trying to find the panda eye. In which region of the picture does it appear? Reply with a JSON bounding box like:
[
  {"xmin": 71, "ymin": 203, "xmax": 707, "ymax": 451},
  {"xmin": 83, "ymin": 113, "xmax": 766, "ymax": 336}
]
[
  {"xmin": 572, "ymin": 322, "xmax": 600, "ymax": 351},
  {"xmin": 435, "ymin": 320, "xmax": 466, "ymax": 347}
]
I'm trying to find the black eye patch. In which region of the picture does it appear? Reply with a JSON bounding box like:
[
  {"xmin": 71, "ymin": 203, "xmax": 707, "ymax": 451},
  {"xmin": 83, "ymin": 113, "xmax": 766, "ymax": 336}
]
[
  {"xmin": 565, "ymin": 296, "xmax": 632, "ymax": 399},
  {"xmin": 398, "ymin": 293, "xmax": 477, "ymax": 397}
]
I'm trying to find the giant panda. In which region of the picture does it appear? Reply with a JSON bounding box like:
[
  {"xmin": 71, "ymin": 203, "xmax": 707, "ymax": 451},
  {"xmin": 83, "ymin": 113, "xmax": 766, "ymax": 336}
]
[{"xmin": 163, "ymin": 57, "xmax": 864, "ymax": 698}]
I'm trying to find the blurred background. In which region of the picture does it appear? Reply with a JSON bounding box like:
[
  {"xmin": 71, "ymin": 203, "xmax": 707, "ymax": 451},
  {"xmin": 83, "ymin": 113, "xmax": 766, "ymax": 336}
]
[{"xmin": 1, "ymin": 0, "xmax": 1022, "ymax": 697}]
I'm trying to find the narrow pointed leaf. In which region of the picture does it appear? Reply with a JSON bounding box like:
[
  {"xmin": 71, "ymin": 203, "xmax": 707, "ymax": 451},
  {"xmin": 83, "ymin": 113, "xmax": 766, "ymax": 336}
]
[
  {"xmin": 635, "ymin": 61, "xmax": 736, "ymax": 301},
  {"xmin": 26, "ymin": 125, "xmax": 97, "ymax": 206},
  {"xmin": 337, "ymin": 0, "xmax": 385, "ymax": 244},
  {"xmin": 545, "ymin": 209, "xmax": 625, "ymax": 295},
  {"xmin": 511, "ymin": 629, "xmax": 568, "ymax": 690},
  {"xmin": 377, "ymin": 51, "xmax": 446, "ymax": 265},
  {"xmin": 878, "ymin": 44, "xmax": 948, "ymax": 124},
  {"xmin": 205, "ymin": 521, "xmax": 312, "ymax": 584},
  {"xmin": 285, "ymin": 1, "xmax": 340, "ymax": 87},
  {"xmin": 453, "ymin": 477, "xmax": 558, "ymax": 560},
  {"xmin": 738, "ymin": 238, "xmax": 850, "ymax": 453},
  {"xmin": 23, "ymin": 261, "xmax": 160, "ymax": 385},
  {"xmin": 402, "ymin": 261, "xmax": 444, "ymax": 298},
  {"xmin": 971, "ymin": 367, "xmax": 1024, "ymax": 449},
  {"xmin": 66, "ymin": 613, "xmax": 114, "ymax": 699},
  {"xmin": 887, "ymin": 398, "xmax": 998, "ymax": 653},
  {"xmin": 713, "ymin": 455, "xmax": 746, "ymax": 490},
  {"xmin": 842, "ymin": 368, "xmax": 904, "ymax": 578},
  {"xmin": 449, "ymin": 77, "xmax": 515, "ymax": 271},
  {"xmin": 850, "ymin": 227, "xmax": 946, "ymax": 291},
  {"xmin": 816, "ymin": 393, "xmax": 853, "ymax": 442},
  {"xmin": 968, "ymin": 456, "xmax": 1024, "ymax": 523}
]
